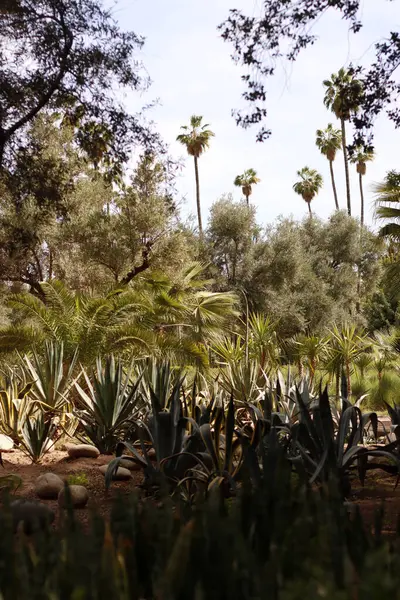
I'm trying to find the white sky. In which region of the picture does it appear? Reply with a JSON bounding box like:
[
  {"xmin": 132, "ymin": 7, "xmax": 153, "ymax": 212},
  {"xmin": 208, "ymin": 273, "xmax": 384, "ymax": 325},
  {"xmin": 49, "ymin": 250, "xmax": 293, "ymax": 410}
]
[{"xmin": 111, "ymin": 0, "xmax": 400, "ymax": 229}]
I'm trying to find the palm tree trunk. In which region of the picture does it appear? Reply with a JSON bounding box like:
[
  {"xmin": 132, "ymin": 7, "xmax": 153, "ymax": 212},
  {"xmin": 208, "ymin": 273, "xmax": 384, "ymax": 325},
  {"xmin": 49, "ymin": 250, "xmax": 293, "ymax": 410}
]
[
  {"xmin": 341, "ymin": 118, "xmax": 351, "ymax": 216},
  {"xmin": 329, "ymin": 159, "xmax": 339, "ymax": 210},
  {"xmin": 346, "ymin": 361, "xmax": 352, "ymax": 399},
  {"xmin": 194, "ymin": 156, "xmax": 202, "ymax": 235},
  {"xmin": 245, "ymin": 193, "xmax": 249, "ymax": 207},
  {"xmin": 359, "ymin": 172, "xmax": 364, "ymax": 227},
  {"xmin": 308, "ymin": 202, "xmax": 312, "ymax": 216}
]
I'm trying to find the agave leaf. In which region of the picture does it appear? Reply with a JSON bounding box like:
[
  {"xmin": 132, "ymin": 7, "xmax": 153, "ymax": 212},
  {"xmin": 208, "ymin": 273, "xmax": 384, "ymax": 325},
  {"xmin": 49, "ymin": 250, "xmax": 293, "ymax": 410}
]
[{"xmin": 200, "ymin": 424, "xmax": 220, "ymax": 471}]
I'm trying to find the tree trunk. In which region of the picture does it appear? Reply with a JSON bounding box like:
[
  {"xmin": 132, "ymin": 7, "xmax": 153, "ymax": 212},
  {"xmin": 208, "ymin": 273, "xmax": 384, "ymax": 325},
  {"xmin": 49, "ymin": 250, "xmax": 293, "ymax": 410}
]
[
  {"xmin": 232, "ymin": 241, "xmax": 238, "ymax": 284},
  {"xmin": 359, "ymin": 172, "xmax": 364, "ymax": 227},
  {"xmin": 346, "ymin": 361, "xmax": 352, "ymax": 399},
  {"xmin": 329, "ymin": 159, "xmax": 339, "ymax": 210},
  {"xmin": 245, "ymin": 193, "xmax": 249, "ymax": 207},
  {"xmin": 307, "ymin": 201, "xmax": 312, "ymax": 216},
  {"xmin": 194, "ymin": 156, "xmax": 202, "ymax": 235},
  {"xmin": 341, "ymin": 118, "xmax": 351, "ymax": 216},
  {"xmin": 335, "ymin": 366, "xmax": 340, "ymax": 402}
]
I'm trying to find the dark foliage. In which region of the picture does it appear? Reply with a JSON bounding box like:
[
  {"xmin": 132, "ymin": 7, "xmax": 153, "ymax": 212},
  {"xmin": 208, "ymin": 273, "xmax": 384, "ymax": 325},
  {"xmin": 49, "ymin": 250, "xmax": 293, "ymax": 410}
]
[
  {"xmin": 0, "ymin": 0, "xmax": 162, "ymax": 178},
  {"xmin": 219, "ymin": 0, "xmax": 399, "ymax": 147}
]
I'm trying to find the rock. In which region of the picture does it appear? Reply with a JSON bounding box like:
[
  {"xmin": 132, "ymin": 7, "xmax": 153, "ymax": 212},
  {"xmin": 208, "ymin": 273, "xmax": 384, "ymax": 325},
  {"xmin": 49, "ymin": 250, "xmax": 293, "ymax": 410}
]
[
  {"xmin": 67, "ymin": 444, "xmax": 100, "ymax": 459},
  {"xmin": 58, "ymin": 485, "xmax": 89, "ymax": 508},
  {"xmin": 0, "ymin": 434, "xmax": 13, "ymax": 451},
  {"xmin": 35, "ymin": 473, "xmax": 64, "ymax": 499},
  {"xmin": 99, "ymin": 464, "xmax": 132, "ymax": 480},
  {"xmin": 119, "ymin": 458, "xmax": 142, "ymax": 471},
  {"xmin": 10, "ymin": 499, "xmax": 54, "ymax": 534}
]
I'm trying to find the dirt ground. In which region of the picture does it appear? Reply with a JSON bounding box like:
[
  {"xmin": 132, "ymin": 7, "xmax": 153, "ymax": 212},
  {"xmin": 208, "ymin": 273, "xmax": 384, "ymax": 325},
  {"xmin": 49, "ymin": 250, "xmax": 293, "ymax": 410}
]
[
  {"xmin": 1, "ymin": 449, "xmax": 144, "ymax": 527},
  {"xmin": 2, "ymin": 449, "xmax": 400, "ymax": 535}
]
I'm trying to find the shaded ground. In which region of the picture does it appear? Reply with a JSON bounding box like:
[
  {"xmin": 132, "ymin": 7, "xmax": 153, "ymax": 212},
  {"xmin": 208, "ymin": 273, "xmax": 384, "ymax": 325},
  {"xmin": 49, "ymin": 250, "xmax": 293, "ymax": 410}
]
[
  {"xmin": 351, "ymin": 467, "xmax": 400, "ymax": 535},
  {"xmin": 1, "ymin": 449, "xmax": 144, "ymax": 527},
  {"xmin": 2, "ymin": 447, "xmax": 400, "ymax": 535}
]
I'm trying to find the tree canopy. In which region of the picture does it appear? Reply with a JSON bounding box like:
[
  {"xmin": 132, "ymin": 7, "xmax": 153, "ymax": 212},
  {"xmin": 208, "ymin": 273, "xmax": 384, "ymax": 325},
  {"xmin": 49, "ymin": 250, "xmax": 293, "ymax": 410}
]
[
  {"xmin": 219, "ymin": 0, "xmax": 400, "ymax": 146},
  {"xmin": 0, "ymin": 0, "xmax": 160, "ymax": 179}
]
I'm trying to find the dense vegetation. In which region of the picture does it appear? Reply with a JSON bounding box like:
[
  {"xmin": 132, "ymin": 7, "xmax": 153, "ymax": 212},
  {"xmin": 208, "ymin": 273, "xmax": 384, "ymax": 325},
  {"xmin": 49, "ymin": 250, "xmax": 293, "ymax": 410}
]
[{"xmin": 0, "ymin": 0, "xmax": 400, "ymax": 597}]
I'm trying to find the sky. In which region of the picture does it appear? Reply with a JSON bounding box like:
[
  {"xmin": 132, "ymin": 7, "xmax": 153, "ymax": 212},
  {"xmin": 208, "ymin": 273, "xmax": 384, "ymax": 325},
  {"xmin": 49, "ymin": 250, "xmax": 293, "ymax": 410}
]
[{"xmin": 110, "ymin": 0, "xmax": 399, "ymax": 230}]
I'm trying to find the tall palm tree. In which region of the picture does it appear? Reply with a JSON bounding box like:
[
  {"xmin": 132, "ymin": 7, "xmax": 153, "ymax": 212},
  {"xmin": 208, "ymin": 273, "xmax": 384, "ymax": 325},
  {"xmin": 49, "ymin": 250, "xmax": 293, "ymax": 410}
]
[
  {"xmin": 293, "ymin": 167, "xmax": 323, "ymax": 216},
  {"xmin": 315, "ymin": 124, "xmax": 342, "ymax": 211},
  {"xmin": 323, "ymin": 68, "xmax": 363, "ymax": 216},
  {"xmin": 350, "ymin": 147, "xmax": 374, "ymax": 227},
  {"xmin": 234, "ymin": 168, "xmax": 260, "ymax": 206},
  {"xmin": 177, "ymin": 116, "xmax": 214, "ymax": 235}
]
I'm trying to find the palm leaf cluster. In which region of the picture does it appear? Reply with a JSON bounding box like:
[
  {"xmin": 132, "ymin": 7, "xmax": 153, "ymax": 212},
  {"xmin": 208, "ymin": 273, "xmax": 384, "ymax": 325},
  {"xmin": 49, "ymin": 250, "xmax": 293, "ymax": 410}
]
[{"xmin": 0, "ymin": 264, "xmax": 238, "ymax": 368}]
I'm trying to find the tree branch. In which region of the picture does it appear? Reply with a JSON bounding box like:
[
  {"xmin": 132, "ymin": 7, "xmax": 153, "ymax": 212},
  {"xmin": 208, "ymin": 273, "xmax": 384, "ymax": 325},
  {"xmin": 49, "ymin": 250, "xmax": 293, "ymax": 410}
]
[
  {"xmin": 2, "ymin": 8, "xmax": 74, "ymax": 148},
  {"xmin": 119, "ymin": 240, "xmax": 153, "ymax": 286}
]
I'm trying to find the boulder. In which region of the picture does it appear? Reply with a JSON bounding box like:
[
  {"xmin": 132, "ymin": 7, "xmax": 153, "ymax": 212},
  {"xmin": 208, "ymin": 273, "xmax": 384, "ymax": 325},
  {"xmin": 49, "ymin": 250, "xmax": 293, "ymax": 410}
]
[
  {"xmin": 35, "ymin": 473, "xmax": 64, "ymax": 499},
  {"xmin": 58, "ymin": 485, "xmax": 89, "ymax": 508},
  {"xmin": 67, "ymin": 444, "xmax": 100, "ymax": 459},
  {"xmin": 99, "ymin": 464, "xmax": 132, "ymax": 481},
  {"xmin": 0, "ymin": 434, "xmax": 13, "ymax": 451},
  {"xmin": 119, "ymin": 458, "xmax": 142, "ymax": 471},
  {"xmin": 10, "ymin": 499, "xmax": 54, "ymax": 534}
]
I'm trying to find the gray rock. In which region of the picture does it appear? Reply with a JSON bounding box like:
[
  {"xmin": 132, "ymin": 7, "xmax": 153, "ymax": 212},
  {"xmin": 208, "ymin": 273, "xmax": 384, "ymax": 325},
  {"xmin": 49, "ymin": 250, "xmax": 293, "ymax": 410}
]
[
  {"xmin": 119, "ymin": 458, "xmax": 142, "ymax": 471},
  {"xmin": 58, "ymin": 485, "xmax": 89, "ymax": 508},
  {"xmin": 10, "ymin": 499, "xmax": 54, "ymax": 534},
  {"xmin": 99, "ymin": 464, "xmax": 132, "ymax": 480},
  {"xmin": 0, "ymin": 434, "xmax": 13, "ymax": 451},
  {"xmin": 35, "ymin": 473, "xmax": 64, "ymax": 499},
  {"xmin": 67, "ymin": 444, "xmax": 100, "ymax": 459}
]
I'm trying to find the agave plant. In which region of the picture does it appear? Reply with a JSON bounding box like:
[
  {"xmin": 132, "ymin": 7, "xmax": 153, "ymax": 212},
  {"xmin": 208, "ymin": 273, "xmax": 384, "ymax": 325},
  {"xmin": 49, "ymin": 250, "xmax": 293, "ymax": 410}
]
[
  {"xmin": 0, "ymin": 371, "xmax": 34, "ymax": 444},
  {"xmin": 74, "ymin": 356, "xmax": 146, "ymax": 454},
  {"xmin": 23, "ymin": 342, "xmax": 78, "ymax": 413},
  {"xmin": 20, "ymin": 412, "xmax": 59, "ymax": 463},
  {"xmin": 290, "ymin": 387, "xmax": 400, "ymax": 497}
]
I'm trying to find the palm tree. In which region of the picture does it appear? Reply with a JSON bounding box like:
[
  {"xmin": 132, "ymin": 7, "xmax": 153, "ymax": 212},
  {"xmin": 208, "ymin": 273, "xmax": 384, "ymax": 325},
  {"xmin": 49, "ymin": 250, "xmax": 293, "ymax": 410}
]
[
  {"xmin": 323, "ymin": 68, "xmax": 363, "ymax": 216},
  {"xmin": 350, "ymin": 147, "xmax": 374, "ymax": 227},
  {"xmin": 325, "ymin": 324, "xmax": 368, "ymax": 400},
  {"xmin": 234, "ymin": 168, "xmax": 260, "ymax": 206},
  {"xmin": 293, "ymin": 167, "xmax": 323, "ymax": 216},
  {"xmin": 373, "ymin": 170, "xmax": 400, "ymax": 298},
  {"xmin": 315, "ymin": 124, "xmax": 342, "ymax": 211},
  {"xmin": 373, "ymin": 170, "xmax": 400, "ymax": 239},
  {"xmin": 177, "ymin": 116, "xmax": 214, "ymax": 235}
]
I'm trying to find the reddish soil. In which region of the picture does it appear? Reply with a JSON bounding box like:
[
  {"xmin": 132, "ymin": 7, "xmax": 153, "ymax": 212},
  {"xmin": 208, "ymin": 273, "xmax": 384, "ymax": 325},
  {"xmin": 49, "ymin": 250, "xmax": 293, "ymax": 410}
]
[
  {"xmin": 0, "ymin": 448, "xmax": 144, "ymax": 527},
  {"xmin": 351, "ymin": 468, "xmax": 400, "ymax": 535},
  {"xmin": 2, "ymin": 448, "xmax": 400, "ymax": 535}
]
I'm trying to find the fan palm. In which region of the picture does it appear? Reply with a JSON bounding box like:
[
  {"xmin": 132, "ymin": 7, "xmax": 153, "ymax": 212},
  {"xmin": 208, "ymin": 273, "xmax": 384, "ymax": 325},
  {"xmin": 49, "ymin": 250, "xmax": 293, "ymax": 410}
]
[
  {"xmin": 0, "ymin": 267, "xmax": 238, "ymax": 369},
  {"xmin": 323, "ymin": 68, "xmax": 363, "ymax": 216},
  {"xmin": 315, "ymin": 124, "xmax": 342, "ymax": 211},
  {"xmin": 350, "ymin": 147, "xmax": 374, "ymax": 227},
  {"xmin": 234, "ymin": 169, "xmax": 260, "ymax": 206},
  {"xmin": 373, "ymin": 170, "xmax": 400, "ymax": 240},
  {"xmin": 373, "ymin": 170, "xmax": 400, "ymax": 298},
  {"xmin": 177, "ymin": 116, "xmax": 214, "ymax": 235},
  {"xmin": 293, "ymin": 167, "xmax": 323, "ymax": 216}
]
